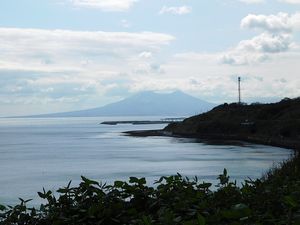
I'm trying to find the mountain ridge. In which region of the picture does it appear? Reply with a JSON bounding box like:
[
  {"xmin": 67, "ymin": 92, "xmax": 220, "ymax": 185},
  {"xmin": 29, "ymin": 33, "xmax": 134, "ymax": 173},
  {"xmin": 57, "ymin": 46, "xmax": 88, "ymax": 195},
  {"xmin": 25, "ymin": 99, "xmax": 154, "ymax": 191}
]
[{"xmin": 22, "ymin": 91, "xmax": 216, "ymax": 118}]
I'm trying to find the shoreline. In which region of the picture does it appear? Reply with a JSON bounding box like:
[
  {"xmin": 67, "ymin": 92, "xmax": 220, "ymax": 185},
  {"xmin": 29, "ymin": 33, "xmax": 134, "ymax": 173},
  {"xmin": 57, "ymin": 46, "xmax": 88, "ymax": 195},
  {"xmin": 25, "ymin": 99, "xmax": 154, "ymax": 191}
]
[{"xmin": 124, "ymin": 129, "xmax": 300, "ymax": 151}]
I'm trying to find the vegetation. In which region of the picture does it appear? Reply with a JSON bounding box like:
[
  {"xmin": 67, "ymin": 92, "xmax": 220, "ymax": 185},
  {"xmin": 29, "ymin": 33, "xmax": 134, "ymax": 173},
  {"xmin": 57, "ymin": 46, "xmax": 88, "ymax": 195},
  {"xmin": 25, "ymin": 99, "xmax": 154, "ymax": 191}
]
[
  {"xmin": 0, "ymin": 152, "xmax": 299, "ymax": 225},
  {"xmin": 165, "ymin": 97, "xmax": 300, "ymax": 149}
]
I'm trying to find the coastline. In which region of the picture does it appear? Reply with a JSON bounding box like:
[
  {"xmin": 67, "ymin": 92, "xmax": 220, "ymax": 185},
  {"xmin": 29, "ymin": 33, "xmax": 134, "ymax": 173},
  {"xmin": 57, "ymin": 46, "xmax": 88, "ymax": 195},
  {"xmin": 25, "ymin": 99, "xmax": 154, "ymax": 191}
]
[
  {"xmin": 125, "ymin": 97, "xmax": 300, "ymax": 152},
  {"xmin": 124, "ymin": 129, "xmax": 300, "ymax": 151}
]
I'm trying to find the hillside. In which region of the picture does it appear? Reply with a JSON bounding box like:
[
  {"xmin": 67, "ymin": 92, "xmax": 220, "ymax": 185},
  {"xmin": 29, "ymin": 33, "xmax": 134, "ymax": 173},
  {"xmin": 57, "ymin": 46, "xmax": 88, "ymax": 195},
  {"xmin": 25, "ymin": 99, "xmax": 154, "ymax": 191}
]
[
  {"xmin": 165, "ymin": 97, "xmax": 300, "ymax": 149},
  {"xmin": 26, "ymin": 91, "xmax": 216, "ymax": 117}
]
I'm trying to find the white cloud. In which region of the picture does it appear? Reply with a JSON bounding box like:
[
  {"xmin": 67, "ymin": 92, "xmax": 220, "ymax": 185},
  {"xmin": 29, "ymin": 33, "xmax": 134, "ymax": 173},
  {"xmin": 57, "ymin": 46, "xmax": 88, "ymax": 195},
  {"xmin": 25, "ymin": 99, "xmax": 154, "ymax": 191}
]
[
  {"xmin": 239, "ymin": 0, "xmax": 265, "ymax": 4},
  {"xmin": 241, "ymin": 12, "xmax": 300, "ymax": 33},
  {"xmin": 159, "ymin": 6, "xmax": 192, "ymax": 15},
  {"xmin": 237, "ymin": 33, "xmax": 292, "ymax": 53},
  {"xmin": 0, "ymin": 28, "xmax": 174, "ymax": 72},
  {"xmin": 220, "ymin": 51, "xmax": 268, "ymax": 65},
  {"xmin": 220, "ymin": 33, "xmax": 292, "ymax": 65},
  {"xmin": 68, "ymin": 0, "xmax": 138, "ymax": 11},
  {"xmin": 279, "ymin": 0, "xmax": 300, "ymax": 4},
  {"xmin": 228, "ymin": 12, "xmax": 300, "ymax": 65}
]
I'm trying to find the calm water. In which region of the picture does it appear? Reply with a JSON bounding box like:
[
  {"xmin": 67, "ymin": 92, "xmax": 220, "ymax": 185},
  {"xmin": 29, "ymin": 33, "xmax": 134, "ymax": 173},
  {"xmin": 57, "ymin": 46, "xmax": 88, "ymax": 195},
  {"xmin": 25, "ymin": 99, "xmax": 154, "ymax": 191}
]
[{"xmin": 0, "ymin": 117, "xmax": 293, "ymax": 205}]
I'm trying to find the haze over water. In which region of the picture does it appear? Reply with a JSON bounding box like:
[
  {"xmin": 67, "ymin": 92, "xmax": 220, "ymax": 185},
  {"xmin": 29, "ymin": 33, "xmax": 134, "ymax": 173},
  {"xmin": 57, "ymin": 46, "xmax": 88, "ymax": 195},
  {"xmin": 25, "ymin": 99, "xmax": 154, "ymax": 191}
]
[{"xmin": 0, "ymin": 117, "xmax": 293, "ymax": 205}]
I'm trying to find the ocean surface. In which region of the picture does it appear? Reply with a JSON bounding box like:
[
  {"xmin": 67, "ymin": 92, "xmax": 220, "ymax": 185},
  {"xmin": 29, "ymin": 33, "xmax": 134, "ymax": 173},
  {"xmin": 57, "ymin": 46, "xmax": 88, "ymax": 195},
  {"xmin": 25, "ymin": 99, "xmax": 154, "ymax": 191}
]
[{"xmin": 0, "ymin": 117, "xmax": 293, "ymax": 205}]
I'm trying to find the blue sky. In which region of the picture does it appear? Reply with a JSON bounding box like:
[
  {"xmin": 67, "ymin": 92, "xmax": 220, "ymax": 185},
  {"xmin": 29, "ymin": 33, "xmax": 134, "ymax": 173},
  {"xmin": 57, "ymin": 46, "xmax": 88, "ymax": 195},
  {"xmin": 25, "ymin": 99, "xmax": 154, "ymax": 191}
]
[{"xmin": 0, "ymin": 0, "xmax": 300, "ymax": 116}]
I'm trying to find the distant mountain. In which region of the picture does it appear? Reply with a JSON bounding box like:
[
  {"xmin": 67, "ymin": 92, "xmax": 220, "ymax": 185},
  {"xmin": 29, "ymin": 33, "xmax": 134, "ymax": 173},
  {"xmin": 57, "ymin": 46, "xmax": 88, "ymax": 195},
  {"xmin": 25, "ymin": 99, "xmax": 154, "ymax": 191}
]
[{"xmin": 26, "ymin": 91, "xmax": 216, "ymax": 117}]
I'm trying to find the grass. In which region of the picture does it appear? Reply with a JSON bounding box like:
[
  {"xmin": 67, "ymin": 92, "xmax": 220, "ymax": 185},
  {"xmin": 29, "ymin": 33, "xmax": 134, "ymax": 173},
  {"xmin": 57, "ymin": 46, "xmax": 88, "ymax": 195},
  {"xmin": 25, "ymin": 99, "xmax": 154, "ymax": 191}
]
[{"xmin": 0, "ymin": 151, "xmax": 299, "ymax": 225}]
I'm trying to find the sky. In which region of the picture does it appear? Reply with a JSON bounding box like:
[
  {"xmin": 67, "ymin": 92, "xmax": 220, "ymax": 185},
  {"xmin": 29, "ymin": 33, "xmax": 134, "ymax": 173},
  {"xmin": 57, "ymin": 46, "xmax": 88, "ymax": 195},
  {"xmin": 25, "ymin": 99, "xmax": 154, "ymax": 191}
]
[{"xmin": 0, "ymin": 0, "xmax": 300, "ymax": 116}]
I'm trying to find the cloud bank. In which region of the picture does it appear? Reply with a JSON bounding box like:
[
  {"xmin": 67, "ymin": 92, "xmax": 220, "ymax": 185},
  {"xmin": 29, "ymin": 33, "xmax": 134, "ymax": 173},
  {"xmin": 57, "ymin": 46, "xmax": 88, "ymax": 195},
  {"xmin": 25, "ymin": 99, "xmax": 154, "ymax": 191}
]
[
  {"xmin": 0, "ymin": 28, "xmax": 174, "ymax": 72},
  {"xmin": 241, "ymin": 12, "xmax": 300, "ymax": 33}
]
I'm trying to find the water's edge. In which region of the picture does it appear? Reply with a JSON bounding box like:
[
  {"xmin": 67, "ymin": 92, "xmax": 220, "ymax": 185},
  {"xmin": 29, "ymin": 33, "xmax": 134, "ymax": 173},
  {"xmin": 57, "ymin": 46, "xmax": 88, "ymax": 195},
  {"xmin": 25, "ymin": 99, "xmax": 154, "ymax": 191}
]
[{"xmin": 124, "ymin": 129, "xmax": 298, "ymax": 151}]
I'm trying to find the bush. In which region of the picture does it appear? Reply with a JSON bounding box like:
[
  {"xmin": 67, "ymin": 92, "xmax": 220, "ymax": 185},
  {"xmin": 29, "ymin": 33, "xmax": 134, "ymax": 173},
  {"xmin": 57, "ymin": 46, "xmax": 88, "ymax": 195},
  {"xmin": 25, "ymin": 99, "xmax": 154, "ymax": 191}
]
[{"xmin": 1, "ymin": 154, "xmax": 300, "ymax": 225}]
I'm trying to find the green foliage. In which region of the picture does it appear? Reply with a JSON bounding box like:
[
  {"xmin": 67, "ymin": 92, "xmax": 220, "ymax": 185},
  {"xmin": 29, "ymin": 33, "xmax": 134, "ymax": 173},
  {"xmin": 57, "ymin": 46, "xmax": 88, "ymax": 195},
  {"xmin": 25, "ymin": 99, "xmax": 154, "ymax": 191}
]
[
  {"xmin": 164, "ymin": 97, "xmax": 300, "ymax": 149},
  {"xmin": 1, "ymin": 154, "xmax": 300, "ymax": 225}
]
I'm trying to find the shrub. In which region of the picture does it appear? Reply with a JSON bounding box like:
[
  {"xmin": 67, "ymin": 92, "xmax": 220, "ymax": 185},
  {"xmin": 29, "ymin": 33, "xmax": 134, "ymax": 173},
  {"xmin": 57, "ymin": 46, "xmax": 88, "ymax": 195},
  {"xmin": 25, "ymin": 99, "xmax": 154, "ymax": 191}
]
[{"xmin": 1, "ymin": 155, "xmax": 300, "ymax": 225}]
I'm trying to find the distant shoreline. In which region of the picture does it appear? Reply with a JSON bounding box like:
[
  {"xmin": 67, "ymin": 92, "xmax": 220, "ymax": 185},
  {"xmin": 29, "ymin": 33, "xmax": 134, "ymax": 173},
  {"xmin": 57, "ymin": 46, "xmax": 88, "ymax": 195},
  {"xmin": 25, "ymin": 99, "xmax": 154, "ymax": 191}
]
[{"xmin": 101, "ymin": 118, "xmax": 184, "ymax": 125}]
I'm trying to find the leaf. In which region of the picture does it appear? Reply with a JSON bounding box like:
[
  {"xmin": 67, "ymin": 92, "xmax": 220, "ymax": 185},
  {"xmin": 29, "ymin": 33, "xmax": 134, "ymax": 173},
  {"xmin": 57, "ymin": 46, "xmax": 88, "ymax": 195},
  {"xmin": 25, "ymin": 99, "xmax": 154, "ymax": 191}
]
[
  {"xmin": 66, "ymin": 180, "xmax": 72, "ymax": 189},
  {"xmin": 141, "ymin": 215, "xmax": 152, "ymax": 225},
  {"xmin": 24, "ymin": 199, "xmax": 33, "ymax": 203},
  {"xmin": 38, "ymin": 192, "xmax": 45, "ymax": 199},
  {"xmin": 129, "ymin": 177, "xmax": 147, "ymax": 185},
  {"xmin": 129, "ymin": 177, "xmax": 139, "ymax": 184},
  {"xmin": 197, "ymin": 214, "xmax": 206, "ymax": 225},
  {"xmin": 81, "ymin": 176, "xmax": 99, "ymax": 185},
  {"xmin": 198, "ymin": 183, "xmax": 212, "ymax": 189},
  {"xmin": 223, "ymin": 168, "xmax": 227, "ymax": 177},
  {"xmin": 174, "ymin": 216, "xmax": 182, "ymax": 223},
  {"xmin": 154, "ymin": 176, "xmax": 164, "ymax": 184},
  {"xmin": 0, "ymin": 204, "xmax": 6, "ymax": 211},
  {"xmin": 194, "ymin": 176, "xmax": 198, "ymax": 182},
  {"xmin": 139, "ymin": 177, "xmax": 146, "ymax": 185},
  {"xmin": 114, "ymin": 181, "xmax": 124, "ymax": 188},
  {"xmin": 284, "ymin": 195, "xmax": 298, "ymax": 208},
  {"xmin": 217, "ymin": 168, "xmax": 230, "ymax": 186},
  {"xmin": 57, "ymin": 188, "xmax": 68, "ymax": 193}
]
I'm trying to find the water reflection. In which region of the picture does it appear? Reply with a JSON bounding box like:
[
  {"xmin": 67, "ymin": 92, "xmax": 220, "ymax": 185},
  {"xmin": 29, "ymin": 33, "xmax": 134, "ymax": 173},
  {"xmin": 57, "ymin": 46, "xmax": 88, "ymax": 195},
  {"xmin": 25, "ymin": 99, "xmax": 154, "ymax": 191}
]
[{"xmin": 0, "ymin": 117, "xmax": 293, "ymax": 205}]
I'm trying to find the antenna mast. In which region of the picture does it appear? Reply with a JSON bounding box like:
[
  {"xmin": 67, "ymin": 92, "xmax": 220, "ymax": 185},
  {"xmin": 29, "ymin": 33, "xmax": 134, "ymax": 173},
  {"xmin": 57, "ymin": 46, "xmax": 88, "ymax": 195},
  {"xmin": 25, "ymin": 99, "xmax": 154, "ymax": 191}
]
[{"xmin": 238, "ymin": 77, "xmax": 241, "ymax": 104}]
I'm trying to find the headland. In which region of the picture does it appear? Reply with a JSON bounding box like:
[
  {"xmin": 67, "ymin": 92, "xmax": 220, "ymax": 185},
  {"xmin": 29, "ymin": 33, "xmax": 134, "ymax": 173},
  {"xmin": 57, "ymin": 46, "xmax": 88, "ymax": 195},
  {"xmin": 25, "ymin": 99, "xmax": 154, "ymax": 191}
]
[{"xmin": 125, "ymin": 97, "xmax": 300, "ymax": 150}]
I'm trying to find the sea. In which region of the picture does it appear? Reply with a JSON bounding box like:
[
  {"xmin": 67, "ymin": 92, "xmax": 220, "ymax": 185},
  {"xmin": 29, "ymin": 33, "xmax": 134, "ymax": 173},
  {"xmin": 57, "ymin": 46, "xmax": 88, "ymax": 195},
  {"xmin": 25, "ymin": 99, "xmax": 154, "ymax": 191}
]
[{"xmin": 0, "ymin": 117, "xmax": 293, "ymax": 205}]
